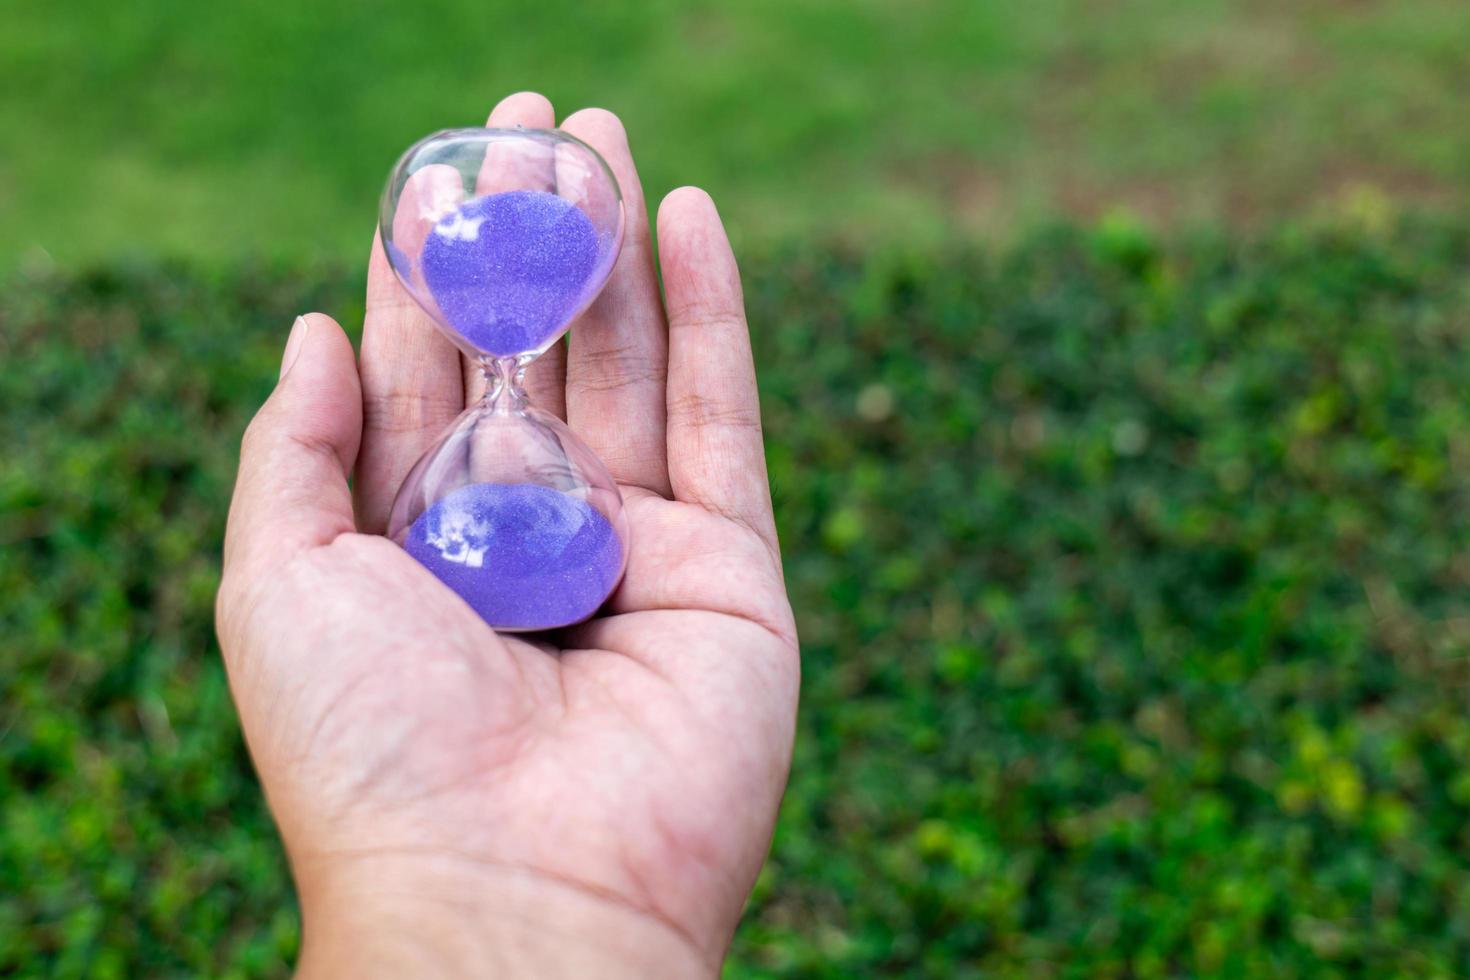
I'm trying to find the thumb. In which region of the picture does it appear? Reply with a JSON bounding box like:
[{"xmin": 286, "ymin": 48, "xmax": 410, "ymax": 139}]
[{"xmin": 223, "ymin": 313, "xmax": 363, "ymax": 582}]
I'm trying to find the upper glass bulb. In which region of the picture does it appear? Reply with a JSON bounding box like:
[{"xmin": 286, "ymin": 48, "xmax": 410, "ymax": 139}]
[{"xmin": 379, "ymin": 127, "xmax": 624, "ymax": 360}]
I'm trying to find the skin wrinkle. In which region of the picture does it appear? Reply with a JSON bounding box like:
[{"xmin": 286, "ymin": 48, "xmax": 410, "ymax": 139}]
[
  {"xmin": 662, "ymin": 307, "xmax": 747, "ymax": 336},
  {"xmin": 640, "ymin": 578, "xmax": 793, "ymax": 646},
  {"xmin": 567, "ymin": 646, "xmax": 782, "ymax": 922},
  {"xmin": 666, "ymin": 391, "xmax": 764, "ymax": 434},
  {"xmin": 348, "ymin": 734, "xmax": 515, "ymax": 814},
  {"xmin": 300, "ymin": 629, "xmax": 773, "ymax": 961},
  {"xmin": 628, "ymin": 500, "xmax": 785, "ymax": 612},
  {"xmin": 364, "ymin": 289, "xmax": 444, "ymax": 316},
  {"xmin": 506, "ymin": 632, "xmax": 565, "ymax": 668},
  {"xmin": 329, "ymin": 716, "xmax": 421, "ymax": 810},
  {"xmin": 582, "ymin": 609, "xmax": 797, "ymax": 678},
  {"xmin": 558, "ymin": 639, "xmax": 685, "ymax": 702},
  {"xmin": 614, "ymin": 832, "xmax": 708, "ymax": 969},
  {"xmin": 309, "ymin": 844, "xmax": 716, "ymax": 974},
  {"xmin": 577, "ymin": 667, "xmax": 687, "ymax": 758},
  {"xmin": 599, "ymin": 459, "xmax": 671, "ymax": 500},
  {"xmin": 294, "ymin": 667, "xmax": 381, "ymax": 773},
  {"xmin": 292, "ymin": 671, "xmax": 539, "ymax": 823},
  {"xmin": 360, "ymin": 389, "xmax": 466, "ymax": 435},
  {"xmin": 283, "ymin": 429, "xmax": 358, "ymax": 477},
  {"xmin": 493, "ymin": 637, "xmax": 549, "ymax": 716},
  {"xmin": 214, "ymin": 555, "xmax": 304, "ymax": 670},
  {"xmin": 671, "ymin": 483, "xmax": 781, "ymax": 573},
  {"xmin": 274, "ymin": 552, "xmax": 546, "ymax": 813},
  {"xmin": 566, "ymin": 342, "xmax": 666, "ymax": 393},
  {"xmin": 252, "ymin": 543, "xmax": 529, "ymax": 781},
  {"xmin": 570, "ymin": 327, "xmax": 665, "ymax": 391},
  {"xmin": 574, "ymin": 276, "xmax": 663, "ymax": 340},
  {"xmin": 690, "ymin": 491, "xmax": 779, "ymax": 574},
  {"xmin": 361, "ymin": 384, "xmax": 465, "ymax": 413},
  {"xmin": 645, "ymin": 793, "xmax": 747, "ymax": 938}
]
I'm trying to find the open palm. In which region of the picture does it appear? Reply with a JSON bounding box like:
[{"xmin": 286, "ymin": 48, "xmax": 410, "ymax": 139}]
[{"xmin": 216, "ymin": 93, "xmax": 797, "ymax": 978}]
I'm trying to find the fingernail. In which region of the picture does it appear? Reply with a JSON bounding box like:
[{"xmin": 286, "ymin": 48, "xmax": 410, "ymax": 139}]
[{"xmin": 280, "ymin": 315, "xmax": 310, "ymax": 379}]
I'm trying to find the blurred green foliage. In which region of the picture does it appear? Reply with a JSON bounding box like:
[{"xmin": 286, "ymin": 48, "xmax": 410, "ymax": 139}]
[
  {"xmin": 4, "ymin": 0, "xmax": 1470, "ymax": 266},
  {"xmin": 4, "ymin": 216, "xmax": 1470, "ymax": 975}
]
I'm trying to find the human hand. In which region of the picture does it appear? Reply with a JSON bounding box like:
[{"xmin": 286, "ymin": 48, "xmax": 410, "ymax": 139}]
[{"xmin": 215, "ymin": 93, "xmax": 798, "ymax": 978}]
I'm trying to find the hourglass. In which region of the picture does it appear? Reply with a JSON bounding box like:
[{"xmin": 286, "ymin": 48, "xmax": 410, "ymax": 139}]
[{"xmin": 379, "ymin": 128, "xmax": 627, "ymax": 631}]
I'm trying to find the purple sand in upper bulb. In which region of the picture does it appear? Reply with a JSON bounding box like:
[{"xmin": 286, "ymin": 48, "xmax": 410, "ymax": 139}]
[
  {"xmin": 405, "ymin": 482, "xmax": 624, "ymax": 631},
  {"xmin": 420, "ymin": 189, "xmax": 602, "ymax": 357}
]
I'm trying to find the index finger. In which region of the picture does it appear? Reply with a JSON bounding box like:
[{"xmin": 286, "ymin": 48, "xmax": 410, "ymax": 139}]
[{"xmin": 354, "ymin": 164, "xmax": 468, "ymax": 533}]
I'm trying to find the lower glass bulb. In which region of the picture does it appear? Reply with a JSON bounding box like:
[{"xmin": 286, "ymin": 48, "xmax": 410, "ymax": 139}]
[{"xmin": 387, "ymin": 379, "xmax": 628, "ymax": 632}]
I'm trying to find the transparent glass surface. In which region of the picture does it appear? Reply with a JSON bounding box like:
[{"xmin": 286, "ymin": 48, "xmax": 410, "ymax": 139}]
[
  {"xmin": 379, "ymin": 127, "xmax": 624, "ymax": 359},
  {"xmin": 387, "ymin": 371, "xmax": 630, "ymax": 632},
  {"xmin": 378, "ymin": 128, "xmax": 629, "ymax": 630}
]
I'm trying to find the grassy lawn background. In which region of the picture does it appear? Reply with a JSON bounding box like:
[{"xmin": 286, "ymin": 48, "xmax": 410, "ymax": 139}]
[
  {"xmin": 5, "ymin": 216, "xmax": 1470, "ymax": 975},
  {"xmin": 4, "ymin": 0, "xmax": 1470, "ymax": 266},
  {"xmin": 7, "ymin": 2, "xmax": 1470, "ymax": 975}
]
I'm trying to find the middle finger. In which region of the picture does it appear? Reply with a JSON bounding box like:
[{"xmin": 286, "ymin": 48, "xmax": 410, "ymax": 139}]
[{"xmin": 560, "ymin": 107, "xmax": 672, "ymax": 498}]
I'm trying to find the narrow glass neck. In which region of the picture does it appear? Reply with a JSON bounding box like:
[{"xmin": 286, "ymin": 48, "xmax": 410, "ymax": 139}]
[{"xmin": 484, "ymin": 355, "xmax": 530, "ymax": 414}]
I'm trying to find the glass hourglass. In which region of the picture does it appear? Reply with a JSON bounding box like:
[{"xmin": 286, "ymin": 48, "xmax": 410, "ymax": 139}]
[{"xmin": 379, "ymin": 128, "xmax": 627, "ymax": 631}]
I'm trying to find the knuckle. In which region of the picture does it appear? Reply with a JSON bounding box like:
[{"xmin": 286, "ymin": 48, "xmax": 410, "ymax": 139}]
[
  {"xmin": 362, "ymin": 389, "xmax": 461, "ymax": 434},
  {"xmin": 569, "ymin": 344, "xmax": 663, "ymax": 393},
  {"xmin": 667, "ymin": 391, "xmax": 762, "ymax": 433},
  {"xmin": 664, "ymin": 306, "xmax": 745, "ymax": 334}
]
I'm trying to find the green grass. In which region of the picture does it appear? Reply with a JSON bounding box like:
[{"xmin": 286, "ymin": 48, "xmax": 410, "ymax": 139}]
[
  {"xmin": 9, "ymin": 5, "xmax": 1470, "ymax": 974},
  {"xmin": 4, "ymin": 214, "xmax": 1470, "ymax": 975},
  {"xmin": 4, "ymin": 0, "xmax": 1470, "ymax": 266}
]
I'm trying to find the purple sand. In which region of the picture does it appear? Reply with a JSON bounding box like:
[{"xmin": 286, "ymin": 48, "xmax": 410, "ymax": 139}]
[
  {"xmin": 405, "ymin": 482, "xmax": 624, "ymax": 631},
  {"xmin": 420, "ymin": 190, "xmax": 602, "ymax": 356}
]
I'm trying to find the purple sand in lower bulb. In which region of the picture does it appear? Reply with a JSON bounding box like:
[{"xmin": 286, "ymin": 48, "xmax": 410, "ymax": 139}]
[
  {"xmin": 420, "ymin": 189, "xmax": 602, "ymax": 356},
  {"xmin": 405, "ymin": 482, "xmax": 624, "ymax": 631}
]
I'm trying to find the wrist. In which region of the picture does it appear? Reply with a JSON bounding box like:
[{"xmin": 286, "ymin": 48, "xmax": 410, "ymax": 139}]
[{"xmin": 292, "ymin": 850, "xmax": 716, "ymax": 979}]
